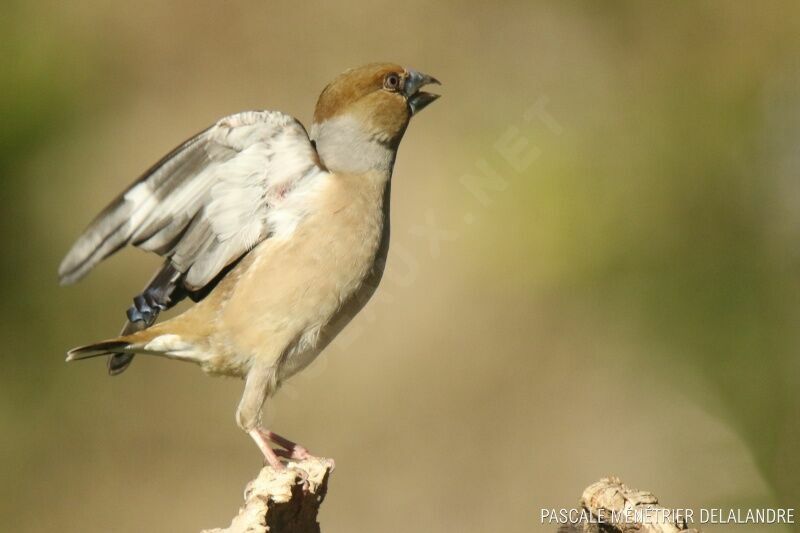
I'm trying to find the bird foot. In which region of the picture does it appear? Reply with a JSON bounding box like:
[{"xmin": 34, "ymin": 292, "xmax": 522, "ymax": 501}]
[
  {"xmin": 288, "ymin": 465, "xmax": 310, "ymax": 489},
  {"xmin": 249, "ymin": 428, "xmax": 312, "ymax": 470},
  {"xmin": 274, "ymin": 445, "xmax": 311, "ymax": 461},
  {"xmin": 259, "ymin": 429, "xmax": 311, "ymax": 460}
]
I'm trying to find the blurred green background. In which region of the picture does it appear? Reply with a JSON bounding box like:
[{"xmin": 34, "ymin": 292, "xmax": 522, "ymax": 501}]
[{"xmin": 2, "ymin": 1, "xmax": 800, "ymax": 532}]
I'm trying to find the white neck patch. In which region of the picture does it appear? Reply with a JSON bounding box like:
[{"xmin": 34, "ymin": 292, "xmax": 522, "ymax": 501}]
[{"xmin": 310, "ymin": 115, "xmax": 396, "ymax": 175}]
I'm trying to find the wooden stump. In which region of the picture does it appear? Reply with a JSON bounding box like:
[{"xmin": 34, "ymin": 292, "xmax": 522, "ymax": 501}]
[{"xmin": 202, "ymin": 457, "xmax": 334, "ymax": 533}]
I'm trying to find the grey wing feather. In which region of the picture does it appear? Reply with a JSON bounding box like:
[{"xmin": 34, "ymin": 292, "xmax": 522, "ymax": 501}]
[
  {"xmin": 57, "ymin": 129, "xmax": 213, "ymax": 285},
  {"xmin": 58, "ymin": 110, "xmax": 323, "ymax": 290}
]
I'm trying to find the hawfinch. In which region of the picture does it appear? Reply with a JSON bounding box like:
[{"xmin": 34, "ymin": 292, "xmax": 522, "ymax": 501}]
[{"xmin": 59, "ymin": 63, "xmax": 440, "ymax": 468}]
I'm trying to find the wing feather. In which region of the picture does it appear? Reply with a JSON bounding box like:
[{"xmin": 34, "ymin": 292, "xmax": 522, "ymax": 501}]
[{"xmin": 58, "ymin": 110, "xmax": 325, "ymax": 292}]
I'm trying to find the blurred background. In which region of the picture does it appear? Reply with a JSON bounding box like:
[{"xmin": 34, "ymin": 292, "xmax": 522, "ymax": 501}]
[{"xmin": 2, "ymin": 1, "xmax": 800, "ymax": 532}]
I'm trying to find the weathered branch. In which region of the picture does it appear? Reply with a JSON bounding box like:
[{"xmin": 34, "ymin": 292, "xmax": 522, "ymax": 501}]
[
  {"xmin": 204, "ymin": 462, "xmax": 693, "ymax": 533},
  {"xmin": 202, "ymin": 457, "xmax": 334, "ymax": 533},
  {"xmin": 557, "ymin": 477, "xmax": 700, "ymax": 533}
]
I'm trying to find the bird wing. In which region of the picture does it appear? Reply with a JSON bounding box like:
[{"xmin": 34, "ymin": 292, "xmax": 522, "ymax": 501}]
[{"xmin": 58, "ymin": 110, "xmax": 325, "ymax": 291}]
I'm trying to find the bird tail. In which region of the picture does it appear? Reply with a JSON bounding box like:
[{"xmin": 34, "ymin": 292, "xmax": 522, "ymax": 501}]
[
  {"xmin": 108, "ymin": 351, "xmax": 135, "ymax": 375},
  {"xmin": 65, "ymin": 322, "xmax": 202, "ymax": 367},
  {"xmin": 106, "ymin": 318, "xmax": 148, "ymax": 375},
  {"xmin": 66, "ymin": 339, "xmax": 133, "ymax": 362},
  {"xmin": 66, "ymin": 326, "xmax": 158, "ymax": 363}
]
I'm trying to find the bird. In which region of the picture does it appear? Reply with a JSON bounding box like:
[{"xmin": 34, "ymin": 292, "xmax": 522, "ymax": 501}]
[{"xmin": 58, "ymin": 63, "xmax": 440, "ymax": 469}]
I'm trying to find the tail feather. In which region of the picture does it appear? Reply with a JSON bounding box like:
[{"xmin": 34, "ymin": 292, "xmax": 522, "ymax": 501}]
[
  {"xmin": 66, "ymin": 324, "xmax": 200, "ymax": 367},
  {"xmin": 66, "ymin": 339, "xmax": 132, "ymax": 362},
  {"xmin": 108, "ymin": 353, "xmax": 135, "ymax": 375},
  {"xmin": 107, "ymin": 318, "xmax": 147, "ymax": 375}
]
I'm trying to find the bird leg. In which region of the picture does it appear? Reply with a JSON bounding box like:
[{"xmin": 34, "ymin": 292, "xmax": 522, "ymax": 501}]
[
  {"xmin": 257, "ymin": 429, "xmax": 311, "ymax": 460},
  {"xmin": 238, "ymin": 365, "xmax": 306, "ymax": 470},
  {"xmin": 247, "ymin": 429, "xmax": 311, "ymax": 470},
  {"xmin": 248, "ymin": 429, "xmax": 285, "ymax": 470}
]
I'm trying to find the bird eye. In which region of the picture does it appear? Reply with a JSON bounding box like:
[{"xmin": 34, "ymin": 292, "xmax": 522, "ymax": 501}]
[{"xmin": 384, "ymin": 73, "xmax": 401, "ymax": 91}]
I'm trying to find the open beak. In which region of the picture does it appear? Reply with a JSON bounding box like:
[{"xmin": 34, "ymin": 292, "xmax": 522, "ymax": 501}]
[{"xmin": 404, "ymin": 69, "xmax": 441, "ymax": 115}]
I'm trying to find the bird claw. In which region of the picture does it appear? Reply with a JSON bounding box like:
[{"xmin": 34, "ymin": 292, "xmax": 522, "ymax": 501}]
[
  {"xmin": 243, "ymin": 479, "xmax": 257, "ymax": 499},
  {"xmin": 288, "ymin": 465, "xmax": 310, "ymax": 490}
]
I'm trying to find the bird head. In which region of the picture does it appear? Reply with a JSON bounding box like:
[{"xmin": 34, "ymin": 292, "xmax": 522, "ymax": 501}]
[{"xmin": 310, "ymin": 63, "xmax": 440, "ymax": 174}]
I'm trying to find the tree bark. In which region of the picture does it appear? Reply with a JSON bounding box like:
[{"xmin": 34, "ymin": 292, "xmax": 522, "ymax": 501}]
[
  {"xmin": 557, "ymin": 477, "xmax": 700, "ymax": 533},
  {"xmin": 202, "ymin": 457, "xmax": 334, "ymax": 533}
]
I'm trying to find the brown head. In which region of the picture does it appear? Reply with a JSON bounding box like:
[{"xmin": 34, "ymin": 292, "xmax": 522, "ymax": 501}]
[{"xmin": 310, "ymin": 63, "xmax": 440, "ymax": 174}]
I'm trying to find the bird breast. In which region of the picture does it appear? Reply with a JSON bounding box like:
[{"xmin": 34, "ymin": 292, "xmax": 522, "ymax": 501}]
[{"xmin": 208, "ymin": 171, "xmax": 390, "ymax": 379}]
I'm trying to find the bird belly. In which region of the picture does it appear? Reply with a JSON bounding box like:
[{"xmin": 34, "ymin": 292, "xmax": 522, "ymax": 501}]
[
  {"xmin": 275, "ymin": 237, "xmax": 389, "ymax": 384},
  {"xmin": 273, "ymin": 205, "xmax": 390, "ymax": 385}
]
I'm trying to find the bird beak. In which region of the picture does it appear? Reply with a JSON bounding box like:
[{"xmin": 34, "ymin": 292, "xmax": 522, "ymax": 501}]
[{"xmin": 404, "ymin": 69, "xmax": 441, "ymax": 115}]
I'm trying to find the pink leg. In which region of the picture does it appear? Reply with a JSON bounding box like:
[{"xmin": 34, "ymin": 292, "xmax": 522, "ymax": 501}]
[
  {"xmin": 258, "ymin": 429, "xmax": 311, "ymax": 460},
  {"xmin": 248, "ymin": 429, "xmax": 285, "ymax": 470}
]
